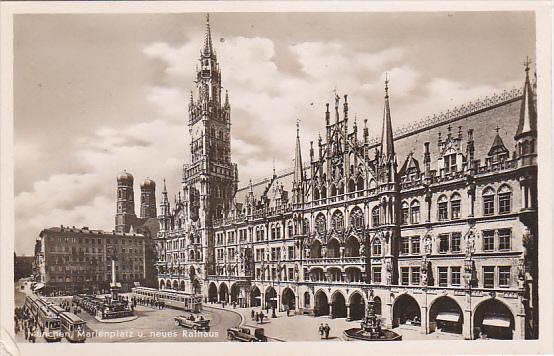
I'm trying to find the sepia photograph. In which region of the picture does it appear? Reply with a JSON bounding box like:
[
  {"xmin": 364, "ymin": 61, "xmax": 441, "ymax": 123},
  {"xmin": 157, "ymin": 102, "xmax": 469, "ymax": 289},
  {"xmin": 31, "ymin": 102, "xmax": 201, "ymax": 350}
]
[{"xmin": 1, "ymin": 2, "xmax": 552, "ymax": 355}]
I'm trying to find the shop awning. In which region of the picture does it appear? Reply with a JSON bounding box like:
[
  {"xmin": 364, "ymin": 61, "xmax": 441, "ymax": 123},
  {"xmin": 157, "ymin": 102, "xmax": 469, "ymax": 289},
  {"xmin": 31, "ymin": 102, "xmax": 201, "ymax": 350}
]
[
  {"xmin": 32, "ymin": 283, "xmax": 45, "ymax": 290},
  {"xmin": 436, "ymin": 312, "xmax": 461, "ymax": 322},
  {"xmin": 482, "ymin": 316, "xmax": 511, "ymax": 328}
]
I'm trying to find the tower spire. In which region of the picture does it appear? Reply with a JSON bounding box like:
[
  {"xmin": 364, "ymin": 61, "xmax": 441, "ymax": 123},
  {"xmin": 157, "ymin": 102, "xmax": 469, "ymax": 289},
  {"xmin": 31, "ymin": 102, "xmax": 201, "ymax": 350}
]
[
  {"xmin": 203, "ymin": 13, "xmax": 214, "ymax": 56},
  {"xmin": 293, "ymin": 119, "xmax": 304, "ymax": 184},
  {"xmin": 380, "ymin": 73, "xmax": 395, "ymax": 160},
  {"xmin": 515, "ymin": 57, "xmax": 537, "ymax": 139}
]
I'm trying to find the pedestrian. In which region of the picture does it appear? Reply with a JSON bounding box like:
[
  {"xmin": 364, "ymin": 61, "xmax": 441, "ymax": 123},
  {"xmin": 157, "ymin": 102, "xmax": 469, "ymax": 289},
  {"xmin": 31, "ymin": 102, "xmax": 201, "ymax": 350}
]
[
  {"xmin": 286, "ymin": 305, "xmax": 290, "ymax": 317},
  {"xmin": 259, "ymin": 312, "xmax": 264, "ymax": 324},
  {"xmin": 324, "ymin": 324, "xmax": 330, "ymax": 339},
  {"xmin": 318, "ymin": 323, "xmax": 324, "ymax": 338},
  {"xmin": 251, "ymin": 309, "xmax": 255, "ymax": 320},
  {"xmin": 24, "ymin": 325, "xmax": 28, "ymax": 340}
]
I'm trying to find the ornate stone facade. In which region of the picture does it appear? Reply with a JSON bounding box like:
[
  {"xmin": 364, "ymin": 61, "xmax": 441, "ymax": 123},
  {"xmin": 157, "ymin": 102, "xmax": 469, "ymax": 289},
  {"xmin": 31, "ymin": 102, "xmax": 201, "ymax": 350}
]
[{"xmin": 155, "ymin": 16, "xmax": 538, "ymax": 340}]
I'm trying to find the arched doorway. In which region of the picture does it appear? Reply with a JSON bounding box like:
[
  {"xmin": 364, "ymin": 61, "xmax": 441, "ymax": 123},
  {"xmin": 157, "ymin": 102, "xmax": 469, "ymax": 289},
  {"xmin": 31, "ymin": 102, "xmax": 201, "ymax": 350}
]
[
  {"xmin": 331, "ymin": 291, "xmax": 347, "ymax": 318},
  {"xmin": 159, "ymin": 280, "xmax": 165, "ymax": 290},
  {"xmin": 393, "ymin": 294, "xmax": 421, "ymax": 327},
  {"xmin": 314, "ymin": 290, "xmax": 329, "ymax": 316},
  {"xmin": 474, "ymin": 299, "xmax": 515, "ymax": 339},
  {"xmin": 172, "ymin": 280, "xmax": 179, "ymax": 290},
  {"xmin": 250, "ymin": 286, "xmax": 261, "ymax": 307},
  {"xmin": 179, "ymin": 280, "xmax": 185, "ymax": 291},
  {"xmin": 230, "ymin": 284, "xmax": 240, "ymax": 304},
  {"xmin": 208, "ymin": 282, "xmax": 217, "ymax": 302},
  {"xmin": 429, "ymin": 296, "xmax": 464, "ymax": 334},
  {"xmin": 265, "ymin": 287, "xmax": 277, "ymax": 310},
  {"xmin": 219, "ymin": 283, "xmax": 229, "ymax": 303},
  {"xmin": 374, "ymin": 296, "xmax": 382, "ymax": 316},
  {"xmin": 282, "ymin": 287, "xmax": 295, "ymax": 311},
  {"xmin": 349, "ymin": 292, "xmax": 365, "ymax": 321}
]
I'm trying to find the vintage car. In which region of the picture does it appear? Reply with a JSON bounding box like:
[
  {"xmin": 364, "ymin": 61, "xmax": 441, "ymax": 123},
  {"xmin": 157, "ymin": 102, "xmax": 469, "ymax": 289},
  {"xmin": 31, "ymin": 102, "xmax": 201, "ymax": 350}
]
[
  {"xmin": 174, "ymin": 314, "xmax": 210, "ymax": 331},
  {"xmin": 227, "ymin": 325, "xmax": 267, "ymax": 342}
]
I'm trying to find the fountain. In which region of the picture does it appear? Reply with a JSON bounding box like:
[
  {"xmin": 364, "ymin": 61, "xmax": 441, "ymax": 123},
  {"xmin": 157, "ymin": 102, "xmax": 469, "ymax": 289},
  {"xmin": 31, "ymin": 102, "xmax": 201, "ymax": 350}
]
[{"xmin": 343, "ymin": 293, "xmax": 401, "ymax": 341}]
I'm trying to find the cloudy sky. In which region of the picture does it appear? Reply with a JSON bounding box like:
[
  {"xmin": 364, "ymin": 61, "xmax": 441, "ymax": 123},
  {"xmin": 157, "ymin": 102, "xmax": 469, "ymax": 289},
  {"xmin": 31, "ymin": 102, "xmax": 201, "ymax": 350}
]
[{"xmin": 14, "ymin": 11, "xmax": 535, "ymax": 254}]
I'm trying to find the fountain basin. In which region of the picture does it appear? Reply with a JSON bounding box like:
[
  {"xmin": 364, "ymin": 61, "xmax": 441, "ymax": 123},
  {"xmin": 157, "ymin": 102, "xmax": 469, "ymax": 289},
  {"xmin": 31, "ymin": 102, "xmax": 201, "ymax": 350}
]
[{"xmin": 343, "ymin": 328, "xmax": 402, "ymax": 341}]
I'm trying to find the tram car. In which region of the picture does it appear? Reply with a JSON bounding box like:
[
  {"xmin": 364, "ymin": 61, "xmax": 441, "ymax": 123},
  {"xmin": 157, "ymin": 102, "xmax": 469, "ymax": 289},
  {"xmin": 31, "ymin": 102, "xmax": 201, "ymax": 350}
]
[
  {"xmin": 35, "ymin": 301, "xmax": 62, "ymax": 342},
  {"xmin": 132, "ymin": 287, "xmax": 203, "ymax": 313},
  {"xmin": 59, "ymin": 312, "xmax": 87, "ymax": 343}
]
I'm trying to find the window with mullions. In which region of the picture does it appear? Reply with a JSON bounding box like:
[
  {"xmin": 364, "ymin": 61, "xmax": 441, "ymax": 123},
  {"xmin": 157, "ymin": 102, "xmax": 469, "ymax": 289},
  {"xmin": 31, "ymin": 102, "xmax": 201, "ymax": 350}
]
[
  {"xmin": 401, "ymin": 267, "xmax": 410, "ymax": 286},
  {"xmin": 498, "ymin": 229, "xmax": 511, "ymax": 251},
  {"xmin": 411, "ymin": 237, "xmax": 420, "ymax": 254},
  {"xmin": 401, "ymin": 201, "xmax": 409, "ymax": 225},
  {"xmin": 410, "ymin": 200, "xmax": 421, "ymax": 224},
  {"xmin": 498, "ymin": 185, "xmax": 512, "ymax": 214},
  {"xmin": 372, "ymin": 239, "xmax": 382, "ymax": 256},
  {"xmin": 483, "ymin": 266, "xmax": 495, "ymax": 288},
  {"xmin": 444, "ymin": 153, "xmax": 457, "ymax": 173},
  {"xmin": 438, "ymin": 267, "xmax": 448, "ymax": 287},
  {"xmin": 316, "ymin": 214, "xmax": 326, "ymax": 234},
  {"xmin": 451, "ymin": 232, "xmax": 461, "ymax": 253},
  {"xmin": 400, "ymin": 237, "xmax": 410, "ymax": 255},
  {"xmin": 373, "ymin": 267, "xmax": 381, "ymax": 283},
  {"xmin": 483, "ymin": 230, "xmax": 495, "ymax": 251},
  {"xmin": 498, "ymin": 266, "xmax": 511, "ymax": 287},
  {"xmin": 439, "ymin": 234, "xmax": 449, "ymax": 253},
  {"xmin": 451, "ymin": 267, "xmax": 461, "ymax": 286},
  {"xmin": 411, "ymin": 267, "xmax": 421, "ymax": 285},
  {"xmin": 450, "ymin": 193, "xmax": 461, "ymax": 219},
  {"xmin": 350, "ymin": 208, "xmax": 364, "ymax": 229},
  {"xmin": 483, "ymin": 187, "xmax": 495, "ymax": 216},
  {"xmin": 372, "ymin": 206, "xmax": 380, "ymax": 227},
  {"xmin": 438, "ymin": 195, "xmax": 448, "ymax": 221}
]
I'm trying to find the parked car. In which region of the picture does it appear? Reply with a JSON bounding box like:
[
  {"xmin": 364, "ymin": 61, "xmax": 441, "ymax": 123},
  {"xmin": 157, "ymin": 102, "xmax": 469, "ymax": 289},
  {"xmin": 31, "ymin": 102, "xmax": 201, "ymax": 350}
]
[
  {"xmin": 174, "ymin": 314, "xmax": 210, "ymax": 331},
  {"xmin": 227, "ymin": 325, "xmax": 267, "ymax": 342}
]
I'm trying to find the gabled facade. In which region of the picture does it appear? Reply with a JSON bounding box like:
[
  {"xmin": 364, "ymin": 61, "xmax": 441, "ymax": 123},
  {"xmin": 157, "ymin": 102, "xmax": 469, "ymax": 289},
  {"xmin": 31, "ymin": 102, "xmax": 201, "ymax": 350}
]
[{"xmin": 155, "ymin": 16, "xmax": 538, "ymax": 340}]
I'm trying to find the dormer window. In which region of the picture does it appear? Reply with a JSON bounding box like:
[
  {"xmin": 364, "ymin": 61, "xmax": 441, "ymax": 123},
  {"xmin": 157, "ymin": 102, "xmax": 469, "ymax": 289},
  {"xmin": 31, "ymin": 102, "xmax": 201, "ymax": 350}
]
[{"xmin": 444, "ymin": 153, "xmax": 457, "ymax": 173}]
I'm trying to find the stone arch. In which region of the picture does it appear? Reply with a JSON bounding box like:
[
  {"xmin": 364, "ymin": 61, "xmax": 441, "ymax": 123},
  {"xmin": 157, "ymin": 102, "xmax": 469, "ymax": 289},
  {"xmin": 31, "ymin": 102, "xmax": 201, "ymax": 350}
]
[
  {"xmin": 473, "ymin": 298, "xmax": 515, "ymax": 339},
  {"xmin": 309, "ymin": 267, "xmax": 326, "ymax": 282},
  {"xmin": 349, "ymin": 206, "xmax": 364, "ymax": 229},
  {"xmin": 281, "ymin": 287, "xmax": 296, "ymax": 310},
  {"xmin": 250, "ymin": 285, "xmax": 261, "ymax": 307},
  {"xmin": 179, "ymin": 280, "xmax": 185, "ymax": 291},
  {"xmin": 321, "ymin": 185, "xmax": 327, "ymax": 199},
  {"xmin": 218, "ymin": 282, "xmax": 229, "ymax": 302},
  {"xmin": 428, "ymin": 296, "xmax": 464, "ymax": 334},
  {"xmin": 356, "ymin": 175, "xmax": 364, "ymax": 191},
  {"xmin": 392, "ymin": 294, "xmax": 421, "ymax": 328},
  {"xmin": 311, "ymin": 239, "xmax": 323, "ymax": 258},
  {"xmin": 348, "ymin": 179, "xmax": 356, "ymax": 193},
  {"xmin": 331, "ymin": 290, "xmax": 347, "ymax": 318},
  {"xmin": 344, "ymin": 235, "xmax": 360, "ymax": 257},
  {"xmin": 345, "ymin": 266, "xmax": 362, "ymax": 282},
  {"xmin": 373, "ymin": 296, "xmax": 382, "ymax": 316},
  {"xmin": 172, "ymin": 280, "xmax": 179, "ymax": 290},
  {"xmin": 326, "ymin": 238, "xmax": 340, "ymax": 258},
  {"xmin": 349, "ymin": 291, "xmax": 365, "ymax": 321},
  {"xmin": 314, "ymin": 289, "xmax": 330, "ymax": 316},
  {"xmin": 159, "ymin": 280, "xmax": 165, "ymax": 290},
  {"xmin": 264, "ymin": 286, "xmax": 277, "ymax": 309},
  {"xmin": 166, "ymin": 279, "xmax": 172, "ymax": 290}
]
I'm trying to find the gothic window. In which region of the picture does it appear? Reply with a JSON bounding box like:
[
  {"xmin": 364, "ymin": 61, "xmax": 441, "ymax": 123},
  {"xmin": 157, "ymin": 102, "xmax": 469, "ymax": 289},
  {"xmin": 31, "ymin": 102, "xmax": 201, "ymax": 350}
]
[
  {"xmin": 483, "ymin": 187, "xmax": 495, "ymax": 216},
  {"xmin": 438, "ymin": 195, "xmax": 448, "ymax": 221},
  {"xmin": 338, "ymin": 183, "xmax": 344, "ymax": 195},
  {"xmin": 372, "ymin": 238, "xmax": 382, "ymax": 256},
  {"xmin": 331, "ymin": 210, "xmax": 344, "ymax": 230},
  {"xmin": 410, "ymin": 200, "xmax": 421, "ymax": 224},
  {"xmin": 314, "ymin": 188, "xmax": 320, "ymax": 200},
  {"xmin": 271, "ymin": 225, "xmax": 276, "ymax": 240},
  {"xmin": 349, "ymin": 207, "xmax": 364, "ymax": 229},
  {"xmin": 303, "ymin": 219, "xmax": 310, "ymax": 235},
  {"xmin": 316, "ymin": 214, "xmax": 326, "ymax": 234},
  {"xmin": 372, "ymin": 206, "xmax": 380, "ymax": 227},
  {"xmin": 288, "ymin": 223, "xmax": 293, "ymax": 238},
  {"xmin": 498, "ymin": 185, "xmax": 512, "ymax": 214},
  {"xmin": 450, "ymin": 193, "xmax": 461, "ymax": 220},
  {"xmin": 348, "ymin": 179, "xmax": 356, "ymax": 193},
  {"xmin": 357, "ymin": 176, "xmax": 365, "ymax": 191},
  {"xmin": 369, "ymin": 179, "xmax": 377, "ymax": 189},
  {"xmin": 401, "ymin": 201, "xmax": 409, "ymax": 225},
  {"xmin": 330, "ymin": 184, "xmax": 337, "ymax": 197},
  {"xmin": 321, "ymin": 186, "xmax": 327, "ymax": 199}
]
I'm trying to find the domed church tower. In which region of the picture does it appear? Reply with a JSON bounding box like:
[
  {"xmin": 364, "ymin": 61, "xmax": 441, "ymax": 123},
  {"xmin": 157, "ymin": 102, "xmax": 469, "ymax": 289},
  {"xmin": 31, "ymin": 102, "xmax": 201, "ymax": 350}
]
[
  {"xmin": 115, "ymin": 170, "xmax": 137, "ymax": 233},
  {"xmin": 140, "ymin": 178, "xmax": 157, "ymax": 218}
]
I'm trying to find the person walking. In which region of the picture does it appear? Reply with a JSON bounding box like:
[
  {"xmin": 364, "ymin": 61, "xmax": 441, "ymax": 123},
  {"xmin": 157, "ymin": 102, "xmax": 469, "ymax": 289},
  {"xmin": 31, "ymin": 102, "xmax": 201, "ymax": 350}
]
[
  {"xmin": 286, "ymin": 305, "xmax": 290, "ymax": 317},
  {"xmin": 251, "ymin": 309, "xmax": 255, "ymax": 320},
  {"xmin": 318, "ymin": 323, "xmax": 324, "ymax": 339},
  {"xmin": 255, "ymin": 312, "xmax": 259, "ymax": 323},
  {"xmin": 259, "ymin": 312, "xmax": 264, "ymax": 324},
  {"xmin": 324, "ymin": 324, "xmax": 330, "ymax": 340}
]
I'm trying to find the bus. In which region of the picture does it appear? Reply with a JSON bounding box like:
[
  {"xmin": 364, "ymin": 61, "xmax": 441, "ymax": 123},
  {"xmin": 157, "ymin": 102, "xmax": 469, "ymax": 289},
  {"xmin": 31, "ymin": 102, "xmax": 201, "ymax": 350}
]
[
  {"xmin": 59, "ymin": 312, "xmax": 87, "ymax": 343},
  {"xmin": 131, "ymin": 287, "xmax": 203, "ymax": 313}
]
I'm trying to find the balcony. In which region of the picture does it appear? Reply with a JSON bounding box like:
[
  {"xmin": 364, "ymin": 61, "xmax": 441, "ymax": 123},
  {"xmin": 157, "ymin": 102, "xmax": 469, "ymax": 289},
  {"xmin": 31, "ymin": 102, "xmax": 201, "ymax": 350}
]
[{"xmin": 304, "ymin": 256, "xmax": 365, "ymax": 266}]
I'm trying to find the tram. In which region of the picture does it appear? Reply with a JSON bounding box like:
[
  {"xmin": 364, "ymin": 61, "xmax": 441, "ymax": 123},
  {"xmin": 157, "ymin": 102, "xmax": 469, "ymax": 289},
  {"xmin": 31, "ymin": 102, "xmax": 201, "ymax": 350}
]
[
  {"xmin": 131, "ymin": 287, "xmax": 203, "ymax": 312},
  {"xmin": 47, "ymin": 304, "xmax": 87, "ymax": 342},
  {"xmin": 59, "ymin": 312, "xmax": 87, "ymax": 343},
  {"xmin": 36, "ymin": 302, "xmax": 63, "ymax": 342}
]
